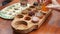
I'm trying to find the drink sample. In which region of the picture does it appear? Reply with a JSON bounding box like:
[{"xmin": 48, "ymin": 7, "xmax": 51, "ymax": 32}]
[
  {"xmin": 37, "ymin": 0, "xmax": 45, "ymax": 3},
  {"xmin": 37, "ymin": 0, "xmax": 46, "ymax": 5},
  {"xmin": 20, "ymin": 0, "xmax": 28, "ymax": 7}
]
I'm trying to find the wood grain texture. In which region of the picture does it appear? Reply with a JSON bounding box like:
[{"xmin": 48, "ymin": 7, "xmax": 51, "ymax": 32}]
[{"xmin": 0, "ymin": 0, "xmax": 60, "ymax": 34}]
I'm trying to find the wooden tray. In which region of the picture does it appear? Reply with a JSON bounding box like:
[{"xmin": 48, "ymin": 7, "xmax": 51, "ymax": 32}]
[
  {"xmin": 0, "ymin": 3, "xmax": 30, "ymax": 19},
  {"xmin": 11, "ymin": 5, "xmax": 52, "ymax": 34}
]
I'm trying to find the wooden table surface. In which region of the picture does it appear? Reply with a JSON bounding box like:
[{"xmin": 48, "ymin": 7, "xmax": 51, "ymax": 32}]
[{"xmin": 0, "ymin": 0, "xmax": 60, "ymax": 34}]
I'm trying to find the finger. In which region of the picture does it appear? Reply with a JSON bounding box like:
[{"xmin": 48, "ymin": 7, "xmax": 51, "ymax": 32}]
[{"xmin": 46, "ymin": 4, "xmax": 60, "ymax": 8}]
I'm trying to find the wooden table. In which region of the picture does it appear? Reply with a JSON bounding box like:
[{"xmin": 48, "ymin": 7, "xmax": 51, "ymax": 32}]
[{"xmin": 0, "ymin": 0, "xmax": 60, "ymax": 34}]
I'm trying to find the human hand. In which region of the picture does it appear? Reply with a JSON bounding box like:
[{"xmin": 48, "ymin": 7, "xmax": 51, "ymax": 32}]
[{"xmin": 46, "ymin": 0, "xmax": 60, "ymax": 10}]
